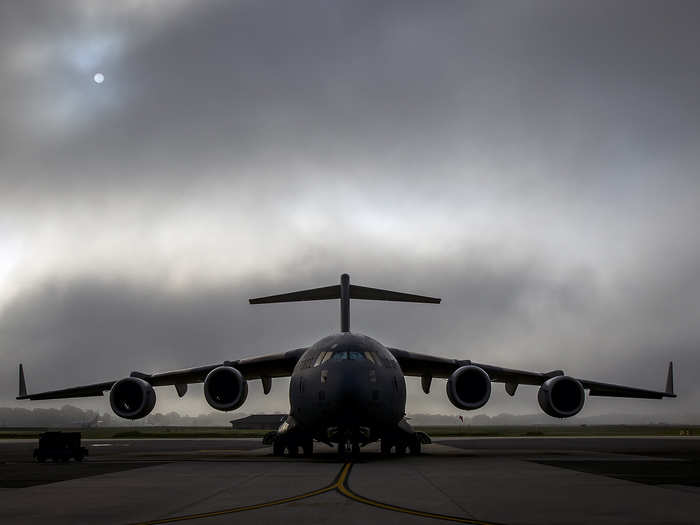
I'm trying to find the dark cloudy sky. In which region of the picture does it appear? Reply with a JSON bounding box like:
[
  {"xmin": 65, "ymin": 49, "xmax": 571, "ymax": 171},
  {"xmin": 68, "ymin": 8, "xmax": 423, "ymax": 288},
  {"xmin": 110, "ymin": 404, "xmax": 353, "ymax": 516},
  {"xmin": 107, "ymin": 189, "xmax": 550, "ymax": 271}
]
[{"xmin": 1, "ymin": 1, "xmax": 699, "ymax": 419}]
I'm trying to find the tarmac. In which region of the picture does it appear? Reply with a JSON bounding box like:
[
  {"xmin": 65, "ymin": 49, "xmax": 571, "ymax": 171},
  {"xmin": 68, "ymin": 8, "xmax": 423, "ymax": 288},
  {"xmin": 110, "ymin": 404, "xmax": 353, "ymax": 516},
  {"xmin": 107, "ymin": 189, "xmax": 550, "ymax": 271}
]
[{"xmin": 1, "ymin": 436, "xmax": 699, "ymax": 524}]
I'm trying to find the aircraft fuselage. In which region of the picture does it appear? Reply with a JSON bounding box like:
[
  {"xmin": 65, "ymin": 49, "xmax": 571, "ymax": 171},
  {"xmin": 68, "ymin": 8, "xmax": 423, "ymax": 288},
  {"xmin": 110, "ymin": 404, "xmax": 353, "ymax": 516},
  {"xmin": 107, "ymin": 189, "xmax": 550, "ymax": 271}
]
[{"xmin": 288, "ymin": 332, "xmax": 406, "ymax": 444}]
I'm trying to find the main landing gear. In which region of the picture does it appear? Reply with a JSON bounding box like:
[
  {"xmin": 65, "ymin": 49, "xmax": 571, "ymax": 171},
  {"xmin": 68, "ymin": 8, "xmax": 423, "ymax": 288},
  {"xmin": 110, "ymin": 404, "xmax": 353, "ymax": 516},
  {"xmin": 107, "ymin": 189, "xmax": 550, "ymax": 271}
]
[
  {"xmin": 381, "ymin": 434, "xmax": 423, "ymax": 456},
  {"xmin": 270, "ymin": 434, "xmax": 314, "ymax": 458}
]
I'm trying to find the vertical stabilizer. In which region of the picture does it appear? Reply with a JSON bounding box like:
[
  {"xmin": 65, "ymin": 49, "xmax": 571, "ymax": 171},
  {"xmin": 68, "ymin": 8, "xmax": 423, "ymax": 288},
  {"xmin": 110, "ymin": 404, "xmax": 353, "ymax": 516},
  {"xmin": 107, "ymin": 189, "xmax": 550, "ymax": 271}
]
[
  {"xmin": 19, "ymin": 364, "xmax": 27, "ymax": 398},
  {"xmin": 340, "ymin": 273, "xmax": 350, "ymax": 332},
  {"xmin": 665, "ymin": 361, "xmax": 674, "ymax": 395}
]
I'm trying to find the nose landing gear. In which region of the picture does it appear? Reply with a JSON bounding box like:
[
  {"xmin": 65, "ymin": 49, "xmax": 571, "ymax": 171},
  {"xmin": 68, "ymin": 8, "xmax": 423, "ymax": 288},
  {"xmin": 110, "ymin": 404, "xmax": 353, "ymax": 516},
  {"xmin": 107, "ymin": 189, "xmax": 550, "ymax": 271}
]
[{"xmin": 337, "ymin": 439, "xmax": 362, "ymax": 458}]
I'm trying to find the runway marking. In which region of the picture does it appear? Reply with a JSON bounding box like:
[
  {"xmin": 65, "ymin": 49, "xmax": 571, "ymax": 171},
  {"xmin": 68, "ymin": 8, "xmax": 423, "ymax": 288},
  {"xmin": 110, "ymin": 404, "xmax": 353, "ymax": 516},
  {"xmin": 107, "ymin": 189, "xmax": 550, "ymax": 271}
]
[
  {"xmin": 133, "ymin": 462, "xmax": 504, "ymax": 525},
  {"xmin": 133, "ymin": 482, "xmax": 337, "ymax": 524},
  {"xmin": 336, "ymin": 463, "xmax": 503, "ymax": 525},
  {"xmin": 196, "ymin": 449, "xmax": 253, "ymax": 453}
]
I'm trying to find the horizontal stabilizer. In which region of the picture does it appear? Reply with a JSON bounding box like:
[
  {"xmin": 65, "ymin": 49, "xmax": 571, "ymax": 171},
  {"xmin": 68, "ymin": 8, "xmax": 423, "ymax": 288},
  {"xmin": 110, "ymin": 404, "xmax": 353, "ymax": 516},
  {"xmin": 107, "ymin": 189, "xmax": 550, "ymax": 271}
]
[
  {"xmin": 249, "ymin": 274, "xmax": 440, "ymax": 332},
  {"xmin": 349, "ymin": 285, "xmax": 441, "ymax": 304},
  {"xmin": 249, "ymin": 285, "xmax": 340, "ymax": 304},
  {"xmin": 249, "ymin": 283, "xmax": 440, "ymax": 304}
]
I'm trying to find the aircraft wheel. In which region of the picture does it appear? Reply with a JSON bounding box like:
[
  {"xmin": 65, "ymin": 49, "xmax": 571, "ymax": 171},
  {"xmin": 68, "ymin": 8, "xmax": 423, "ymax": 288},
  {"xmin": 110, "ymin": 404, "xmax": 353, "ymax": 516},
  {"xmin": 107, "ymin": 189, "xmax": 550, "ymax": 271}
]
[
  {"xmin": 287, "ymin": 444, "xmax": 299, "ymax": 457},
  {"xmin": 337, "ymin": 440, "xmax": 349, "ymax": 457},
  {"xmin": 394, "ymin": 443, "xmax": 406, "ymax": 456},
  {"xmin": 351, "ymin": 442, "xmax": 361, "ymax": 457},
  {"xmin": 302, "ymin": 440, "xmax": 313, "ymax": 457},
  {"xmin": 273, "ymin": 440, "xmax": 285, "ymax": 456},
  {"xmin": 409, "ymin": 439, "xmax": 421, "ymax": 456},
  {"xmin": 380, "ymin": 439, "xmax": 392, "ymax": 456}
]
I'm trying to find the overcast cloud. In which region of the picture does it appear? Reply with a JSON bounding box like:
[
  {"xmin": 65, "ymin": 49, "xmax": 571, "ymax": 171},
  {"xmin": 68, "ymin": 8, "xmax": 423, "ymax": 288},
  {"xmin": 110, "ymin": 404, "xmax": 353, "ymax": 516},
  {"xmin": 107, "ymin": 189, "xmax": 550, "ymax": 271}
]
[{"xmin": 1, "ymin": 1, "xmax": 699, "ymax": 419}]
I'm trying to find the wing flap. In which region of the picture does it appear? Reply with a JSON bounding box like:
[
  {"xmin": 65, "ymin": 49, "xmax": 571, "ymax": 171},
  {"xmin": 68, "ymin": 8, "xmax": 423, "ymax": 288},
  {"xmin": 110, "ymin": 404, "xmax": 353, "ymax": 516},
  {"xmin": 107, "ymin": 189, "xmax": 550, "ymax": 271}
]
[
  {"xmin": 473, "ymin": 363, "xmax": 562, "ymax": 386},
  {"xmin": 146, "ymin": 364, "xmax": 221, "ymax": 386}
]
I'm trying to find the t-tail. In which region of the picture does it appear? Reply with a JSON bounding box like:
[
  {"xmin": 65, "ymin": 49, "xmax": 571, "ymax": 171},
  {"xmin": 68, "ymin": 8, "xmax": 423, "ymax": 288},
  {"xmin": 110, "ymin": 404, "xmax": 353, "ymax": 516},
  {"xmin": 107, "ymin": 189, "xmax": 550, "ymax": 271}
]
[{"xmin": 249, "ymin": 273, "xmax": 440, "ymax": 332}]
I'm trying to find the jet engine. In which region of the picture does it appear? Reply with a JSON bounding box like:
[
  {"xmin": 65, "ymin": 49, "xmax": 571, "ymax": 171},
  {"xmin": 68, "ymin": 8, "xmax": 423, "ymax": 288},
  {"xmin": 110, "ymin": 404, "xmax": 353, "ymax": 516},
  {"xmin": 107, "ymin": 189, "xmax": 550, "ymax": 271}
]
[
  {"xmin": 446, "ymin": 365, "xmax": 491, "ymax": 410},
  {"xmin": 109, "ymin": 377, "xmax": 156, "ymax": 420},
  {"xmin": 538, "ymin": 376, "xmax": 585, "ymax": 418},
  {"xmin": 203, "ymin": 366, "xmax": 248, "ymax": 411}
]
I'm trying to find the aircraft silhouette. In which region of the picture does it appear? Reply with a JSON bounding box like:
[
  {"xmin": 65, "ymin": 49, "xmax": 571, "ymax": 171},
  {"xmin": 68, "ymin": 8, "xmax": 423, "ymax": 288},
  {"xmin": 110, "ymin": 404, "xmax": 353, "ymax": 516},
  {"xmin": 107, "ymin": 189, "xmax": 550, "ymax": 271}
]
[{"xmin": 18, "ymin": 274, "xmax": 675, "ymax": 456}]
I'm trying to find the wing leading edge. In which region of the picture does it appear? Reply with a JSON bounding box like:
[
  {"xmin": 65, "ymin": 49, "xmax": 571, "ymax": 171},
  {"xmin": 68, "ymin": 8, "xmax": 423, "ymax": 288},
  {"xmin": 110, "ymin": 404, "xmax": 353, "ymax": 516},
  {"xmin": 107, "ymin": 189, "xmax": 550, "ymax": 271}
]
[
  {"xmin": 389, "ymin": 348, "xmax": 675, "ymax": 400},
  {"xmin": 17, "ymin": 348, "xmax": 305, "ymax": 401}
]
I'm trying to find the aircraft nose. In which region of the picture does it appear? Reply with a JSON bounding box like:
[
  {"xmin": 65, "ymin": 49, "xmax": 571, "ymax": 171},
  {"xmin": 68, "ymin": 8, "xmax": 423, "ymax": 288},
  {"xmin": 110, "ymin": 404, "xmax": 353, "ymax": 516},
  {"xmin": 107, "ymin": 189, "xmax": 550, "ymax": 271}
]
[{"xmin": 330, "ymin": 366, "xmax": 370, "ymax": 413}]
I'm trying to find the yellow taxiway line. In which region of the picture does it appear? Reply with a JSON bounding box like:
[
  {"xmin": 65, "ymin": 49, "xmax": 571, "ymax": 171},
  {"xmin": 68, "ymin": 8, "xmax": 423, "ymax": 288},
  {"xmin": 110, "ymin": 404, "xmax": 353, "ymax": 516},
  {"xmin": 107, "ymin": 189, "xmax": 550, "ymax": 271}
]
[
  {"xmin": 134, "ymin": 462, "xmax": 503, "ymax": 525},
  {"xmin": 134, "ymin": 483, "xmax": 337, "ymax": 524},
  {"xmin": 337, "ymin": 463, "xmax": 503, "ymax": 524}
]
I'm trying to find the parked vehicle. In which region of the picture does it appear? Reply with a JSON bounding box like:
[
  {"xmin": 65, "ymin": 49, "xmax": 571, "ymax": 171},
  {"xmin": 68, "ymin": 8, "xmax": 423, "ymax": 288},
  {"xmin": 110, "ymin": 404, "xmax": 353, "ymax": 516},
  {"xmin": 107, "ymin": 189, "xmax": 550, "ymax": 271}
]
[{"xmin": 34, "ymin": 432, "xmax": 88, "ymax": 463}]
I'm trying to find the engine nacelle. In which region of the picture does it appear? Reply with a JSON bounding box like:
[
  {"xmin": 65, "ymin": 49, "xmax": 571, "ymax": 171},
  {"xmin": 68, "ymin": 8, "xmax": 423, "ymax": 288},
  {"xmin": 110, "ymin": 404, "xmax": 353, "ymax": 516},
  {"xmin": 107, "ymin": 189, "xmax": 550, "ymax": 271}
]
[
  {"xmin": 109, "ymin": 377, "xmax": 156, "ymax": 420},
  {"xmin": 446, "ymin": 365, "xmax": 491, "ymax": 410},
  {"xmin": 203, "ymin": 366, "xmax": 248, "ymax": 411},
  {"xmin": 538, "ymin": 375, "xmax": 585, "ymax": 418}
]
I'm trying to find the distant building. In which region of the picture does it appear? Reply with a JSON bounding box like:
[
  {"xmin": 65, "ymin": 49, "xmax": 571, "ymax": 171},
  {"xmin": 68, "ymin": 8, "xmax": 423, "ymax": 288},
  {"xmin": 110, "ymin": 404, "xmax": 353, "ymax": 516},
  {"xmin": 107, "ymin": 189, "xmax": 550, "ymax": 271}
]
[{"xmin": 230, "ymin": 414, "xmax": 288, "ymax": 430}]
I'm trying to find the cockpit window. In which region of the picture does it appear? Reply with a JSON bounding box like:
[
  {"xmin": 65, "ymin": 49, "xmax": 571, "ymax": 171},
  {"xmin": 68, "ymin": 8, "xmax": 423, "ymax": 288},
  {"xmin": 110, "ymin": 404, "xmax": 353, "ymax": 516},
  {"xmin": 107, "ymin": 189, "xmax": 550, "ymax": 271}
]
[
  {"xmin": 313, "ymin": 352, "xmax": 326, "ymax": 367},
  {"xmin": 320, "ymin": 350, "xmax": 376, "ymax": 362},
  {"xmin": 313, "ymin": 351, "xmax": 335, "ymax": 366}
]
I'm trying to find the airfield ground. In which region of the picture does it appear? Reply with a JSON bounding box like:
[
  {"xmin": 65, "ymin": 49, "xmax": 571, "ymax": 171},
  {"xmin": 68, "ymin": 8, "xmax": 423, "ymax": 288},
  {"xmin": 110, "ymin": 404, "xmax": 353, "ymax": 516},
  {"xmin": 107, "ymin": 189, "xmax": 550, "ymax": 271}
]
[
  {"xmin": 1, "ymin": 424, "xmax": 698, "ymax": 440},
  {"xmin": 1, "ymin": 432, "xmax": 699, "ymax": 524}
]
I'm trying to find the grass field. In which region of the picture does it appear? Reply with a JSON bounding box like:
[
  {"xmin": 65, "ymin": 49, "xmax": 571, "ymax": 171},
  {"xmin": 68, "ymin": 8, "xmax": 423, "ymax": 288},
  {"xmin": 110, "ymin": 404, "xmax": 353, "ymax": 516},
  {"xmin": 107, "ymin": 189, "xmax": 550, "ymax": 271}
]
[
  {"xmin": 0, "ymin": 427, "xmax": 265, "ymax": 439},
  {"xmin": 0, "ymin": 425, "xmax": 697, "ymax": 440},
  {"xmin": 417, "ymin": 425, "xmax": 699, "ymax": 437}
]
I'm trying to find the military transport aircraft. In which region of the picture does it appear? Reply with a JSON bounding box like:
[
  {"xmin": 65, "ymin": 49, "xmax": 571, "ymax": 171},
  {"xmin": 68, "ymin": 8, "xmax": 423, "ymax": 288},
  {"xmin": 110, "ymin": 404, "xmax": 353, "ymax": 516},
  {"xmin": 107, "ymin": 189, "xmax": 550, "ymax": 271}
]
[{"xmin": 18, "ymin": 274, "xmax": 675, "ymax": 456}]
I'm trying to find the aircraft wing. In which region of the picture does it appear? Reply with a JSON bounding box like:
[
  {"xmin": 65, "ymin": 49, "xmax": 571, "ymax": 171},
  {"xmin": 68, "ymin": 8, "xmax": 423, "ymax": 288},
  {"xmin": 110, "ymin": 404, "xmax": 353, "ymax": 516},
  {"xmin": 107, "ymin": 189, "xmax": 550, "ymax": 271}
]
[
  {"xmin": 389, "ymin": 348, "xmax": 675, "ymax": 399},
  {"xmin": 17, "ymin": 348, "xmax": 306, "ymax": 401},
  {"xmin": 17, "ymin": 379, "xmax": 117, "ymax": 401}
]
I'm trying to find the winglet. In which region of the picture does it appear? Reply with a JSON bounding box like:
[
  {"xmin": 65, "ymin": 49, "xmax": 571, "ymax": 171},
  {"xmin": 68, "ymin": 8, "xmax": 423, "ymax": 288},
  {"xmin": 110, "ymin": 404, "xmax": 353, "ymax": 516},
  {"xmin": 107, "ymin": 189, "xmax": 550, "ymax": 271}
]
[
  {"xmin": 665, "ymin": 361, "xmax": 674, "ymax": 396},
  {"xmin": 18, "ymin": 364, "xmax": 27, "ymax": 398}
]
